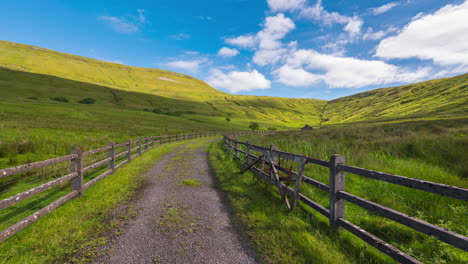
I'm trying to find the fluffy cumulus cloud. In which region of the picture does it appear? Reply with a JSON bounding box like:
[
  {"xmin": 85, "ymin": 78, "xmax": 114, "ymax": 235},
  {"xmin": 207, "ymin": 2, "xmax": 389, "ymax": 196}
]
[
  {"xmin": 276, "ymin": 49, "xmax": 430, "ymax": 88},
  {"xmin": 207, "ymin": 69, "xmax": 271, "ymax": 93},
  {"xmin": 267, "ymin": 0, "xmax": 307, "ymax": 11},
  {"xmin": 224, "ymin": 13, "xmax": 295, "ymax": 66},
  {"xmin": 218, "ymin": 47, "xmax": 239, "ymax": 57},
  {"xmin": 376, "ymin": 1, "xmax": 468, "ymax": 67},
  {"xmin": 273, "ymin": 65, "xmax": 320, "ymax": 86},
  {"xmin": 370, "ymin": 2, "xmax": 400, "ymax": 15},
  {"xmin": 225, "ymin": 34, "xmax": 256, "ymax": 49}
]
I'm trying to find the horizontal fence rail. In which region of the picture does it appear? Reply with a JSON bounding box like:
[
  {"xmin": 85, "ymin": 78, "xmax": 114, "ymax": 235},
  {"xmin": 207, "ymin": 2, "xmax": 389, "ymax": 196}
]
[
  {"xmin": 0, "ymin": 130, "xmax": 266, "ymax": 242},
  {"xmin": 223, "ymin": 135, "xmax": 468, "ymax": 264}
]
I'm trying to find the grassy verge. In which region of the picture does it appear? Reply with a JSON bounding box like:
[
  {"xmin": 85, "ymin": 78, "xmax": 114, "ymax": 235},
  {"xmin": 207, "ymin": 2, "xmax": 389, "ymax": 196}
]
[
  {"xmin": 233, "ymin": 119, "xmax": 467, "ymax": 263},
  {"xmin": 0, "ymin": 139, "xmax": 197, "ymax": 264},
  {"xmin": 208, "ymin": 141, "xmax": 391, "ymax": 264}
]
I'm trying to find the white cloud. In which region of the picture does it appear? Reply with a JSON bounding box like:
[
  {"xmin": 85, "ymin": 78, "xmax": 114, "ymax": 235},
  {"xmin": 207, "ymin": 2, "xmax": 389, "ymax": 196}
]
[
  {"xmin": 198, "ymin": 16, "xmax": 213, "ymax": 20},
  {"xmin": 300, "ymin": 0, "xmax": 349, "ymax": 25},
  {"xmin": 343, "ymin": 16, "xmax": 363, "ymax": 38},
  {"xmin": 253, "ymin": 48, "xmax": 287, "ymax": 66},
  {"xmin": 224, "ymin": 13, "xmax": 295, "ymax": 66},
  {"xmin": 370, "ymin": 2, "xmax": 400, "ymax": 15},
  {"xmin": 376, "ymin": 1, "xmax": 468, "ymax": 66},
  {"xmin": 267, "ymin": 0, "xmax": 307, "ymax": 11},
  {"xmin": 137, "ymin": 9, "xmax": 146, "ymax": 24},
  {"xmin": 277, "ymin": 49, "xmax": 430, "ymax": 88},
  {"xmin": 99, "ymin": 9, "xmax": 146, "ymax": 33},
  {"xmin": 257, "ymin": 13, "xmax": 295, "ymax": 50},
  {"xmin": 166, "ymin": 59, "xmax": 206, "ymax": 72},
  {"xmin": 225, "ymin": 34, "xmax": 256, "ymax": 49},
  {"xmin": 363, "ymin": 26, "xmax": 397, "ymax": 41},
  {"xmin": 300, "ymin": 0, "xmax": 363, "ymax": 38},
  {"xmin": 207, "ymin": 69, "xmax": 271, "ymax": 93},
  {"xmin": 99, "ymin": 16, "xmax": 139, "ymax": 33},
  {"xmin": 273, "ymin": 65, "xmax": 320, "ymax": 86},
  {"xmin": 218, "ymin": 47, "xmax": 240, "ymax": 57},
  {"xmin": 169, "ymin": 33, "xmax": 191, "ymax": 40}
]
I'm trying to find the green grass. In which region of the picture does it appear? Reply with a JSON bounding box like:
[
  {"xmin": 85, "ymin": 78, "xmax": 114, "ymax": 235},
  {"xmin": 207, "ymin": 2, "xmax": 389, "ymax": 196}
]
[
  {"xmin": 232, "ymin": 119, "xmax": 467, "ymax": 263},
  {"xmin": 180, "ymin": 179, "xmax": 202, "ymax": 187},
  {"xmin": 209, "ymin": 141, "xmax": 391, "ymax": 264},
  {"xmin": 0, "ymin": 140, "xmax": 191, "ymax": 264}
]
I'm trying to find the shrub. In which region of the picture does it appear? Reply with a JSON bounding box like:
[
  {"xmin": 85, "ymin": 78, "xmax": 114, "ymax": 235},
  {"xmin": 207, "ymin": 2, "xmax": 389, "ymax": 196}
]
[
  {"xmin": 267, "ymin": 127, "xmax": 277, "ymax": 131},
  {"xmin": 249, "ymin": 122, "xmax": 259, "ymax": 131},
  {"xmin": 51, "ymin": 97, "xmax": 69, "ymax": 103},
  {"xmin": 27, "ymin": 97, "xmax": 38, "ymax": 100},
  {"xmin": 78, "ymin": 98, "xmax": 96, "ymax": 104},
  {"xmin": 226, "ymin": 117, "xmax": 231, "ymax": 122}
]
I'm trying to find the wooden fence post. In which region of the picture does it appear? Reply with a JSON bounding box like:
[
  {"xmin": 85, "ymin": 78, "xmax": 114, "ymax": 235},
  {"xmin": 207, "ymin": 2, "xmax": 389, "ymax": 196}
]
[
  {"xmin": 292, "ymin": 158, "xmax": 307, "ymax": 210},
  {"xmin": 235, "ymin": 141, "xmax": 239, "ymax": 159},
  {"xmin": 330, "ymin": 154, "xmax": 346, "ymax": 228},
  {"xmin": 151, "ymin": 136, "xmax": 154, "ymax": 148},
  {"xmin": 176, "ymin": 134, "xmax": 178, "ymax": 141},
  {"xmin": 160, "ymin": 136, "xmax": 162, "ymax": 145},
  {"xmin": 145, "ymin": 137, "xmax": 149, "ymax": 150},
  {"xmin": 270, "ymin": 145, "xmax": 278, "ymax": 164},
  {"xmin": 138, "ymin": 138, "xmax": 142, "ymax": 155},
  {"xmin": 71, "ymin": 149, "xmax": 83, "ymax": 197},
  {"xmin": 108, "ymin": 142, "xmax": 115, "ymax": 173},
  {"xmin": 169, "ymin": 135, "xmax": 171, "ymax": 143},
  {"xmin": 127, "ymin": 140, "xmax": 132, "ymax": 162}
]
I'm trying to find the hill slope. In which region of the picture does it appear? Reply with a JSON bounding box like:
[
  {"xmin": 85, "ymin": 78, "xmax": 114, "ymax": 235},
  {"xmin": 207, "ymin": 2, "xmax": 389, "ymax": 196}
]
[
  {"xmin": 0, "ymin": 40, "xmax": 326, "ymax": 129},
  {"xmin": 322, "ymin": 74, "xmax": 468, "ymax": 124}
]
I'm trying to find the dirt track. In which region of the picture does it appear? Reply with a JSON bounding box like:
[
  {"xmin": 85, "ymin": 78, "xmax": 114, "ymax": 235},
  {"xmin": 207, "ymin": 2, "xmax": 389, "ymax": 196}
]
[{"xmin": 92, "ymin": 140, "xmax": 258, "ymax": 264}]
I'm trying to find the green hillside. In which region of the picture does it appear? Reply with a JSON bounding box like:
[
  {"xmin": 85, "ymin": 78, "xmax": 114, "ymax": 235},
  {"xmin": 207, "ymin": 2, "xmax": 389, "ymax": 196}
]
[
  {"xmin": 0, "ymin": 39, "xmax": 467, "ymax": 167},
  {"xmin": 322, "ymin": 74, "xmax": 468, "ymax": 124}
]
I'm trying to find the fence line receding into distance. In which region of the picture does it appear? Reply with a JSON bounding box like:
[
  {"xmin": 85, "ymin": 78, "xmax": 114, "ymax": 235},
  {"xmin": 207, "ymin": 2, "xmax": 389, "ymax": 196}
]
[
  {"xmin": 223, "ymin": 135, "xmax": 468, "ymax": 264},
  {"xmin": 0, "ymin": 131, "xmax": 266, "ymax": 242}
]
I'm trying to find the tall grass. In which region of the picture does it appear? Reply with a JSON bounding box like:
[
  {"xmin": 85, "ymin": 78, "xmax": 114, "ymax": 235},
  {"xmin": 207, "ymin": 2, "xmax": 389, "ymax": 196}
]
[{"xmin": 235, "ymin": 119, "xmax": 467, "ymax": 263}]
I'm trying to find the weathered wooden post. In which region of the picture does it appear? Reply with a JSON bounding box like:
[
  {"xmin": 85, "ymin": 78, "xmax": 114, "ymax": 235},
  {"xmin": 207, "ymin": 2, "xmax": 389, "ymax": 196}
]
[
  {"xmin": 151, "ymin": 136, "xmax": 155, "ymax": 148},
  {"xmin": 330, "ymin": 154, "xmax": 346, "ymax": 228},
  {"xmin": 183, "ymin": 134, "xmax": 185, "ymax": 141},
  {"xmin": 160, "ymin": 136, "xmax": 162, "ymax": 145},
  {"xmin": 71, "ymin": 148, "xmax": 83, "ymax": 197},
  {"xmin": 235, "ymin": 141, "xmax": 239, "ymax": 159},
  {"xmin": 138, "ymin": 138, "xmax": 142, "ymax": 155},
  {"xmin": 292, "ymin": 158, "xmax": 307, "ymax": 210},
  {"xmin": 176, "ymin": 134, "xmax": 178, "ymax": 141},
  {"xmin": 145, "ymin": 137, "xmax": 149, "ymax": 150},
  {"xmin": 108, "ymin": 142, "xmax": 116, "ymax": 174},
  {"xmin": 269, "ymin": 145, "xmax": 278, "ymax": 164},
  {"xmin": 168, "ymin": 135, "xmax": 171, "ymax": 143},
  {"xmin": 127, "ymin": 140, "xmax": 132, "ymax": 162}
]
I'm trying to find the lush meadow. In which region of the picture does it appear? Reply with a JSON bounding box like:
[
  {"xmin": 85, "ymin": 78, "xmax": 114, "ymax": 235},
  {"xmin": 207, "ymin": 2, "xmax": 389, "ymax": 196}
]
[{"xmin": 218, "ymin": 118, "xmax": 467, "ymax": 263}]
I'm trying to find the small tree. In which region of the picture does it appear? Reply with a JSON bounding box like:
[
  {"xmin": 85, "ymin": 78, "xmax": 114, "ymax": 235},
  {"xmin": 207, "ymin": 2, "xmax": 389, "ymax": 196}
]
[
  {"xmin": 249, "ymin": 122, "xmax": 259, "ymax": 131},
  {"xmin": 226, "ymin": 117, "xmax": 231, "ymax": 122}
]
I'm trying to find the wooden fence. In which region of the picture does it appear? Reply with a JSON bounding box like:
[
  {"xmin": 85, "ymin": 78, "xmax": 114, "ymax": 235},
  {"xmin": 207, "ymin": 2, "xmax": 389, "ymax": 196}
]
[
  {"xmin": 223, "ymin": 135, "xmax": 468, "ymax": 264},
  {"xmin": 0, "ymin": 130, "xmax": 267, "ymax": 242}
]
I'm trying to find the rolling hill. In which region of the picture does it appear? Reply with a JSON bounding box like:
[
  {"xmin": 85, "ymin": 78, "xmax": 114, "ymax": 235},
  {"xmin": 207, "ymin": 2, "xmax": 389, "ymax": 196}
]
[
  {"xmin": 0, "ymin": 39, "xmax": 467, "ymax": 156},
  {"xmin": 322, "ymin": 73, "xmax": 468, "ymax": 124}
]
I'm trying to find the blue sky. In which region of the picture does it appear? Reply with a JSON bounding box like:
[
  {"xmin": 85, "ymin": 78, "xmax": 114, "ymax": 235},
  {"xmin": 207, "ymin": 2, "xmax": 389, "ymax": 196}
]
[{"xmin": 1, "ymin": 0, "xmax": 467, "ymax": 100}]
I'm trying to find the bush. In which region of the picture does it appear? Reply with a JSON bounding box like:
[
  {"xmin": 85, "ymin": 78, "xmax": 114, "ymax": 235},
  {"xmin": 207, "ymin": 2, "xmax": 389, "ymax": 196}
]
[
  {"xmin": 27, "ymin": 97, "xmax": 38, "ymax": 100},
  {"xmin": 226, "ymin": 117, "xmax": 231, "ymax": 122},
  {"xmin": 78, "ymin": 98, "xmax": 96, "ymax": 104},
  {"xmin": 249, "ymin": 122, "xmax": 259, "ymax": 131},
  {"xmin": 267, "ymin": 127, "xmax": 277, "ymax": 131},
  {"xmin": 51, "ymin": 97, "xmax": 69, "ymax": 103}
]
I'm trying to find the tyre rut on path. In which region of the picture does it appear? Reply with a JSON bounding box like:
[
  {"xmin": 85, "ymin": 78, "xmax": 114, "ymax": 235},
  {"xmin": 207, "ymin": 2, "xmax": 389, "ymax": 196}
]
[{"xmin": 92, "ymin": 140, "xmax": 258, "ymax": 264}]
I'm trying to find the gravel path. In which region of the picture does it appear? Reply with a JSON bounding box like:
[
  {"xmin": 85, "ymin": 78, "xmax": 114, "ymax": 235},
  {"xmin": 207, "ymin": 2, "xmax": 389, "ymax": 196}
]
[{"xmin": 92, "ymin": 140, "xmax": 258, "ymax": 264}]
